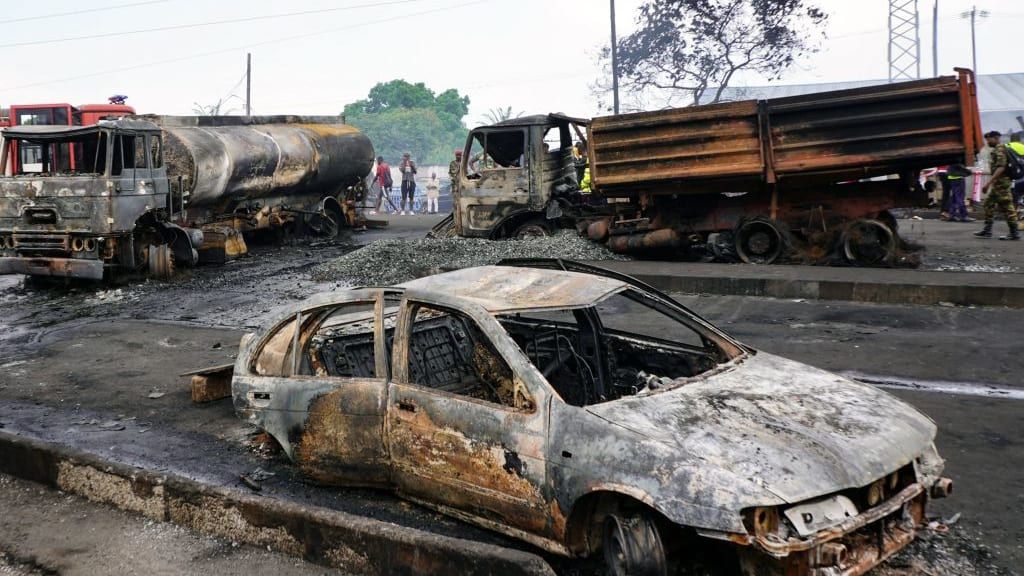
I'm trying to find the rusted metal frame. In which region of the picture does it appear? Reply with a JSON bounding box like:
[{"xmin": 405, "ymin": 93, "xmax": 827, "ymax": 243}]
[
  {"xmin": 239, "ymin": 289, "xmax": 385, "ymax": 376},
  {"xmin": 595, "ymin": 143, "xmax": 758, "ymax": 166},
  {"xmin": 373, "ymin": 294, "xmax": 389, "ymax": 379},
  {"xmin": 776, "ymin": 102, "xmax": 961, "ymax": 132},
  {"xmin": 772, "ymin": 125, "xmax": 962, "ymax": 152},
  {"xmin": 754, "ymin": 483, "xmax": 925, "ymax": 557},
  {"xmin": 756, "ymin": 100, "xmax": 780, "ymax": 221},
  {"xmin": 766, "ymin": 78, "xmax": 958, "ymax": 114},
  {"xmin": 955, "ymin": 67, "xmax": 983, "ymax": 165}
]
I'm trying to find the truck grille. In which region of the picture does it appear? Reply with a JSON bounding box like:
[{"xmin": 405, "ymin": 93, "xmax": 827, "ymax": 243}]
[{"xmin": 13, "ymin": 233, "xmax": 70, "ymax": 254}]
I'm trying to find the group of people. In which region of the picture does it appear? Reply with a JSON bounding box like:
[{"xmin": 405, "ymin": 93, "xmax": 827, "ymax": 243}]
[
  {"xmin": 935, "ymin": 130, "xmax": 1020, "ymax": 241},
  {"xmin": 369, "ymin": 152, "xmax": 442, "ymax": 215}
]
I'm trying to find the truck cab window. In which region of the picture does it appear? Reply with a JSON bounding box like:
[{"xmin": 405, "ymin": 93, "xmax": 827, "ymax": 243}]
[{"xmin": 133, "ymin": 136, "xmax": 149, "ymax": 170}]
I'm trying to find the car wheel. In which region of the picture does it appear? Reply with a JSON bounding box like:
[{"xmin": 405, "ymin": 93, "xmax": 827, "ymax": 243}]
[{"xmin": 603, "ymin": 511, "xmax": 667, "ymax": 576}]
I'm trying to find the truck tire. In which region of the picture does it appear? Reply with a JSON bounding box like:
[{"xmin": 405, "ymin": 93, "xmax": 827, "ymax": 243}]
[
  {"xmin": 511, "ymin": 218, "xmax": 550, "ymax": 239},
  {"xmin": 842, "ymin": 219, "xmax": 895, "ymax": 266},
  {"xmin": 735, "ymin": 218, "xmax": 785, "ymax": 264}
]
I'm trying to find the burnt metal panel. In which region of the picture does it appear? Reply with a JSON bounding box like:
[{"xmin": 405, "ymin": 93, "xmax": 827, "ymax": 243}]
[{"xmin": 588, "ymin": 73, "xmax": 982, "ymax": 197}]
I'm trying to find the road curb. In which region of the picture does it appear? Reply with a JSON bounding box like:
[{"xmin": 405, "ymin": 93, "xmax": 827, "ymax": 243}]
[
  {"xmin": 0, "ymin": 431, "xmax": 555, "ymax": 576},
  {"xmin": 581, "ymin": 261, "xmax": 1024, "ymax": 308},
  {"xmin": 626, "ymin": 273, "xmax": 1024, "ymax": 308}
]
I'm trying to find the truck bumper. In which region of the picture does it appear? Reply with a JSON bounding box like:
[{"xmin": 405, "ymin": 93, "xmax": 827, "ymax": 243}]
[{"xmin": 0, "ymin": 257, "xmax": 104, "ymax": 280}]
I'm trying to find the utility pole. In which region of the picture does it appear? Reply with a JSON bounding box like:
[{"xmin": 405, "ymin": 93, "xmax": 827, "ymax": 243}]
[
  {"xmin": 961, "ymin": 6, "xmax": 989, "ymax": 74},
  {"xmin": 610, "ymin": 0, "xmax": 620, "ymax": 115},
  {"xmin": 245, "ymin": 52, "xmax": 252, "ymax": 117},
  {"xmin": 932, "ymin": 0, "xmax": 938, "ymax": 77}
]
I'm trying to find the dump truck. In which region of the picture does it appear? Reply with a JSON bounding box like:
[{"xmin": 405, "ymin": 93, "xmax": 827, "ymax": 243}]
[
  {"xmin": 0, "ymin": 115, "xmax": 374, "ymax": 280},
  {"xmin": 440, "ymin": 69, "xmax": 983, "ymax": 265}
]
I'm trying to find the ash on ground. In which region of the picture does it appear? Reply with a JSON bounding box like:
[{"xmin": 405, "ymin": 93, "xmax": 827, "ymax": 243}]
[
  {"xmin": 311, "ymin": 232, "xmax": 627, "ymax": 286},
  {"xmin": 871, "ymin": 525, "xmax": 1017, "ymax": 576}
]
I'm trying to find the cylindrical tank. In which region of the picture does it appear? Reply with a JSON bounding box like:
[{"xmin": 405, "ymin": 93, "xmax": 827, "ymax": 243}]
[{"xmin": 153, "ymin": 115, "xmax": 374, "ymax": 209}]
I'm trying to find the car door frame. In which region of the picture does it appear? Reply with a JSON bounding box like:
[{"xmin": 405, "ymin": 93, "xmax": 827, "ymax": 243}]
[
  {"xmin": 384, "ymin": 291, "xmax": 566, "ymax": 545},
  {"xmin": 232, "ymin": 289, "xmax": 392, "ymax": 487}
]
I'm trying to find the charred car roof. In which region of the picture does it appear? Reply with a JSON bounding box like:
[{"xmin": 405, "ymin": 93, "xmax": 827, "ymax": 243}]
[{"xmin": 398, "ymin": 265, "xmax": 626, "ymax": 313}]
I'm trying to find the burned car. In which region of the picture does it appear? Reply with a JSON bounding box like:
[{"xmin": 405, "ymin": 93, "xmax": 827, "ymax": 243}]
[{"xmin": 231, "ymin": 260, "xmax": 951, "ymax": 575}]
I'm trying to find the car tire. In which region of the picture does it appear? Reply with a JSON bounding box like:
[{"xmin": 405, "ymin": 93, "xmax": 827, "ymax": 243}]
[{"xmin": 603, "ymin": 511, "xmax": 667, "ymax": 576}]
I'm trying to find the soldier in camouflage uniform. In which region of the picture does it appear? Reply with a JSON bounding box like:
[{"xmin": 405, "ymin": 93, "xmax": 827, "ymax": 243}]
[{"xmin": 975, "ymin": 131, "xmax": 1021, "ymax": 241}]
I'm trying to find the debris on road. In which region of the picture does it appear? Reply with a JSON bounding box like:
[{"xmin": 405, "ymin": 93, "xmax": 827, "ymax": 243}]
[{"xmin": 311, "ymin": 231, "xmax": 626, "ymax": 286}]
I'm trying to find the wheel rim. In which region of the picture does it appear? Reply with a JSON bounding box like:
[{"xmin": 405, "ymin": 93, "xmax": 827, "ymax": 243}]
[
  {"xmin": 736, "ymin": 220, "xmax": 783, "ymax": 264},
  {"xmin": 843, "ymin": 219, "xmax": 895, "ymax": 265},
  {"xmin": 147, "ymin": 244, "xmax": 174, "ymax": 279},
  {"xmin": 603, "ymin": 517, "xmax": 629, "ymax": 576},
  {"xmin": 515, "ymin": 224, "xmax": 548, "ymax": 239}
]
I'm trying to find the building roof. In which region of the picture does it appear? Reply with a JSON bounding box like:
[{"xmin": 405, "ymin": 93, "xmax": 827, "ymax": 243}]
[
  {"xmin": 699, "ymin": 73, "xmax": 1024, "ymax": 133},
  {"xmin": 399, "ymin": 265, "xmax": 626, "ymax": 313}
]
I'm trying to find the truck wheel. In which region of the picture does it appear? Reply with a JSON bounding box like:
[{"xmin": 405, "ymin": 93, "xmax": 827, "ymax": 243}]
[
  {"xmin": 512, "ymin": 218, "xmax": 550, "ymax": 239},
  {"xmin": 842, "ymin": 219, "xmax": 895, "ymax": 266},
  {"xmin": 735, "ymin": 219, "xmax": 784, "ymax": 264},
  {"xmin": 602, "ymin": 511, "xmax": 667, "ymax": 576},
  {"xmin": 147, "ymin": 244, "xmax": 175, "ymax": 280}
]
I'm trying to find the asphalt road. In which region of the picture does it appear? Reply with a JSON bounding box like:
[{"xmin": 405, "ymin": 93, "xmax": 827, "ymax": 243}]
[{"xmin": 0, "ymin": 215, "xmax": 1020, "ymax": 574}]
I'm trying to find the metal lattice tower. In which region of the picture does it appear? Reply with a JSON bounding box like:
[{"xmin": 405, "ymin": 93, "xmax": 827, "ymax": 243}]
[{"xmin": 888, "ymin": 0, "xmax": 921, "ymax": 81}]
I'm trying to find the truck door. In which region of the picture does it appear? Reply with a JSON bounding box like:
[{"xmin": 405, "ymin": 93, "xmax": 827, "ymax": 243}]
[{"xmin": 458, "ymin": 128, "xmax": 531, "ymax": 236}]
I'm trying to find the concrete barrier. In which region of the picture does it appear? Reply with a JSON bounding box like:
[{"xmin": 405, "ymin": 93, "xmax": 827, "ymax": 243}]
[{"xmin": 0, "ymin": 431, "xmax": 555, "ymax": 576}]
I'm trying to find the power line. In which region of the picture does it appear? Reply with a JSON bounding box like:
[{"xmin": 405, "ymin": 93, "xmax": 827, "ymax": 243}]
[
  {"xmin": 0, "ymin": 0, "xmax": 436, "ymax": 49},
  {"xmin": 0, "ymin": 0, "xmax": 169, "ymax": 25},
  {"xmin": 0, "ymin": 0, "xmax": 490, "ymax": 94}
]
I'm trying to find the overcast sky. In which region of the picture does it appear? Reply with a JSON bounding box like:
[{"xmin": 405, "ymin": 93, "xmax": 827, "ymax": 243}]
[{"xmin": 1, "ymin": 0, "xmax": 1021, "ymax": 125}]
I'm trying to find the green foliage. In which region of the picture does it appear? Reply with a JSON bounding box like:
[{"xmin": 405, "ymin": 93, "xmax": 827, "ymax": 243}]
[{"xmin": 343, "ymin": 80, "xmax": 470, "ymax": 165}]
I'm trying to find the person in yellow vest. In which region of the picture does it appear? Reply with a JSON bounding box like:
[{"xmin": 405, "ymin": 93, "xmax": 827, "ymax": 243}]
[
  {"xmin": 580, "ymin": 166, "xmax": 591, "ymax": 194},
  {"xmin": 1010, "ymin": 133, "xmax": 1024, "ymax": 208},
  {"xmin": 946, "ymin": 165, "xmax": 971, "ymax": 222}
]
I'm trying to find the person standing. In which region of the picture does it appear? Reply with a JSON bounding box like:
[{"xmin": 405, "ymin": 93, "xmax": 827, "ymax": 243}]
[
  {"xmin": 448, "ymin": 149, "xmax": 462, "ymax": 198},
  {"xmin": 974, "ymin": 131, "xmax": 1020, "ymax": 241},
  {"xmin": 372, "ymin": 156, "xmax": 392, "ymax": 215},
  {"xmin": 1009, "ymin": 133, "xmax": 1024, "ymax": 208},
  {"xmin": 425, "ymin": 172, "xmax": 440, "ymax": 214},
  {"xmin": 399, "ymin": 152, "xmax": 417, "ymax": 215},
  {"xmin": 946, "ymin": 165, "xmax": 971, "ymax": 222}
]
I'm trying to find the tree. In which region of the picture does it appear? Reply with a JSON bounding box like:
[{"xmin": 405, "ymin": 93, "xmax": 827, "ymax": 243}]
[
  {"xmin": 601, "ymin": 0, "xmax": 827, "ymax": 107},
  {"xmin": 482, "ymin": 106, "xmax": 524, "ymax": 125},
  {"xmin": 343, "ymin": 80, "xmax": 470, "ymax": 165}
]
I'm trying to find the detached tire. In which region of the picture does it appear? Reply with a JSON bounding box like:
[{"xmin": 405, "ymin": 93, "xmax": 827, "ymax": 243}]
[{"xmin": 603, "ymin": 511, "xmax": 667, "ymax": 576}]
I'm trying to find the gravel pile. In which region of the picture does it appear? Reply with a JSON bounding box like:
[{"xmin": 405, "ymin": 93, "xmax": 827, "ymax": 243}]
[{"xmin": 311, "ymin": 231, "xmax": 626, "ymax": 286}]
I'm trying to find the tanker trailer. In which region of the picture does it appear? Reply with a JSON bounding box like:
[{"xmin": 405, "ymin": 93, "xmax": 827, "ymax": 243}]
[{"xmin": 0, "ymin": 115, "xmax": 374, "ymax": 280}]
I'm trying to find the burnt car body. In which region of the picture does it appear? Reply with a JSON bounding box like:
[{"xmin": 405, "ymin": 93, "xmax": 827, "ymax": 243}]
[{"xmin": 231, "ymin": 260, "xmax": 950, "ymax": 575}]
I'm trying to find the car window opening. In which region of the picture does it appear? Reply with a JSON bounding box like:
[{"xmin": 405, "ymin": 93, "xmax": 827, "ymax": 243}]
[
  {"xmin": 497, "ymin": 290, "xmax": 726, "ymax": 407},
  {"xmin": 406, "ymin": 304, "xmax": 533, "ymax": 411}
]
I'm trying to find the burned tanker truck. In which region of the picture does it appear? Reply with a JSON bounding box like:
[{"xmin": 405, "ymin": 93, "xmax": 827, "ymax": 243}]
[
  {"xmin": 0, "ymin": 115, "xmax": 374, "ymax": 280},
  {"xmin": 440, "ymin": 70, "xmax": 983, "ymax": 265}
]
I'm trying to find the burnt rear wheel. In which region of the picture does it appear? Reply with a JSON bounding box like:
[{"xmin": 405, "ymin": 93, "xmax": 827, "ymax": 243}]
[
  {"xmin": 735, "ymin": 218, "xmax": 785, "ymax": 264},
  {"xmin": 842, "ymin": 219, "xmax": 896, "ymax": 266},
  {"xmin": 603, "ymin": 511, "xmax": 667, "ymax": 576}
]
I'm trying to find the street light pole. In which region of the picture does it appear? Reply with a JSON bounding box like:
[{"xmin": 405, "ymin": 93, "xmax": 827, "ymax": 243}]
[
  {"xmin": 610, "ymin": 0, "xmax": 620, "ymax": 115},
  {"xmin": 970, "ymin": 5, "xmax": 977, "ymax": 73},
  {"xmin": 961, "ymin": 5, "xmax": 990, "ymax": 74},
  {"xmin": 932, "ymin": 0, "xmax": 938, "ymax": 77}
]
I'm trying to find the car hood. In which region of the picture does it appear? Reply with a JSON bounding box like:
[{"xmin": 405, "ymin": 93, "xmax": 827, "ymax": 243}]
[{"xmin": 586, "ymin": 352, "xmax": 936, "ymax": 504}]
